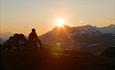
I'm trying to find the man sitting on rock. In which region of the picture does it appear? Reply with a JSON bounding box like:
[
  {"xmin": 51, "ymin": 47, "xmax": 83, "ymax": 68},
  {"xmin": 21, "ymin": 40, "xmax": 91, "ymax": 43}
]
[{"xmin": 28, "ymin": 28, "xmax": 43, "ymax": 49}]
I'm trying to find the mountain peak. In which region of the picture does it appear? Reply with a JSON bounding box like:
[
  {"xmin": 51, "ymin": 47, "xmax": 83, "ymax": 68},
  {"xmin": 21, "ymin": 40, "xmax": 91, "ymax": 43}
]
[
  {"xmin": 40, "ymin": 25, "xmax": 103, "ymax": 50},
  {"xmin": 52, "ymin": 24, "xmax": 71, "ymax": 31},
  {"xmin": 108, "ymin": 24, "xmax": 115, "ymax": 28}
]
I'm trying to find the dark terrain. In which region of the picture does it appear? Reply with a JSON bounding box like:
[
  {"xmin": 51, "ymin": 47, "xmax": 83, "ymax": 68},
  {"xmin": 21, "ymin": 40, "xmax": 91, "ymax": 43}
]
[
  {"xmin": 4, "ymin": 47, "xmax": 115, "ymax": 70},
  {"xmin": 1, "ymin": 25, "xmax": 115, "ymax": 70}
]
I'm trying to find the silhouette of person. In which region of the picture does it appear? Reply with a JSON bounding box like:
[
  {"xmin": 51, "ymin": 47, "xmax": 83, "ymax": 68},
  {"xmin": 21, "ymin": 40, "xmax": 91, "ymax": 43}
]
[{"xmin": 28, "ymin": 28, "xmax": 43, "ymax": 48}]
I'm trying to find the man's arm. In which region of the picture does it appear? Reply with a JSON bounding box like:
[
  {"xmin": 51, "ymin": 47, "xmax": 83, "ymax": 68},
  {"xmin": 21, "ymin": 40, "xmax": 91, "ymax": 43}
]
[{"xmin": 34, "ymin": 33, "xmax": 38, "ymax": 39}]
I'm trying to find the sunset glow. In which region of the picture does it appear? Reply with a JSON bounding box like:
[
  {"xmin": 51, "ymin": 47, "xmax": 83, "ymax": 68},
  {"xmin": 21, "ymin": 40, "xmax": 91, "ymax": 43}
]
[
  {"xmin": 0, "ymin": 0, "xmax": 114, "ymax": 35},
  {"xmin": 56, "ymin": 18, "xmax": 65, "ymax": 27}
]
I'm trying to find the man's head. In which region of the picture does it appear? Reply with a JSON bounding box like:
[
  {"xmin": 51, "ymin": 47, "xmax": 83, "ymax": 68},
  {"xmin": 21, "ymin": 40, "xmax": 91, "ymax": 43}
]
[{"xmin": 32, "ymin": 28, "xmax": 36, "ymax": 32}]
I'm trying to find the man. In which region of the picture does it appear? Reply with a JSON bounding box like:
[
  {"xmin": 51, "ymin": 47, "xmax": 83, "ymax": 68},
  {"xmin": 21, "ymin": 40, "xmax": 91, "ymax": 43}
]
[{"xmin": 28, "ymin": 28, "xmax": 43, "ymax": 48}]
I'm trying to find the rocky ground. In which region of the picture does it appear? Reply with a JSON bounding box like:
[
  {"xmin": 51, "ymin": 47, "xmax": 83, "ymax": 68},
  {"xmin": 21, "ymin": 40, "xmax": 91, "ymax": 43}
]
[{"xmin": 4, "ymin": 48, "xmax": 115, "ymax": 70}]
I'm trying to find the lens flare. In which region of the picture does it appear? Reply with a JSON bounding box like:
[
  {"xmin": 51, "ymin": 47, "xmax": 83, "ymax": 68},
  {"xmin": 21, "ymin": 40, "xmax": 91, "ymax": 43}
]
[{"xmin": 56, "ymin": 18, "xmax": 65, "ymax": 27}]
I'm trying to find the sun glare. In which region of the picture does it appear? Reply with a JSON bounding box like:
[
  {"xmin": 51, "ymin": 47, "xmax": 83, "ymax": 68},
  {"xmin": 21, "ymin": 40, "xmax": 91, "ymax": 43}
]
[{"xmin": 56, "ymin": 18, "xmax": 65, "ymax": 27}]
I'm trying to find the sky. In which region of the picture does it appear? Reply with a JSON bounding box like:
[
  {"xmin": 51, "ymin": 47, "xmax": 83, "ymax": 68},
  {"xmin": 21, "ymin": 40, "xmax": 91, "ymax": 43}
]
[{"xmin": 0, "ymin": 0, "xmax": 115, "ymax": 35}]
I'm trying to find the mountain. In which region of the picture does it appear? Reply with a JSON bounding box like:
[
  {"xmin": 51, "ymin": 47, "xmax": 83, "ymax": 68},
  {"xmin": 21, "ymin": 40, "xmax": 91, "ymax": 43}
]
[
  {"xmin": 0, "ymin": 38, "xmax": 4, "ymax": 44},
  {"xmin": 40, "ymin": 25, "xmax": 106, "ymax": 55},
  {"xmin": 98, "ymin": 24, "xmax": 115, "ymax": 34},
  {"xmin": 0, "ymin": 32, "xmax": 13, "ymax": 41}
]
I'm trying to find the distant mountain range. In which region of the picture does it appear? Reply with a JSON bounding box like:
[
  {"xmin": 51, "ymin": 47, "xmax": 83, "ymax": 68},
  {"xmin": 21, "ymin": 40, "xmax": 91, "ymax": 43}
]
[
  {"xmin": 0, "ymin": 38, "xmax": 4, "ymax": 44},
  {"xmin": 40, "ymin": 25, "xmax": 103, "ymax": 46},
  {"xmin": 39, "ymin": 24, "xmax": 115, "ymax": 55},
  {"xmin": 0, "ymin": 32, "xmax": 13, "ymax": 44},
  {"xmin": 98, "ymin": 24, "xmax": 115, "ymax": 34},
  {"xmin": 0, "ymin": 32, "xmax": 13, "ymax": 40}
]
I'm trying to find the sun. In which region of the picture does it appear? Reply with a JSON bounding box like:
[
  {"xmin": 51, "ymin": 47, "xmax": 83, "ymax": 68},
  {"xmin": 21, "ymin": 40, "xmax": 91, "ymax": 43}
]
[{"xmin": 56, "ymin": 18, "xmax": 65, "ymax": 27}]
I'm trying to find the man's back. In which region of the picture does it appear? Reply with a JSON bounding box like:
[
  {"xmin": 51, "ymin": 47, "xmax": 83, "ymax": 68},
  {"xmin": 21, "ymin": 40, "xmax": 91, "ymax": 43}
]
[
  {"xmin": 28, "ymin": 32, "xmax": 38, "ymax": 41},
  {"xmin": 28, "ymin": 28, "xmax": 43, "ymax": 48}
]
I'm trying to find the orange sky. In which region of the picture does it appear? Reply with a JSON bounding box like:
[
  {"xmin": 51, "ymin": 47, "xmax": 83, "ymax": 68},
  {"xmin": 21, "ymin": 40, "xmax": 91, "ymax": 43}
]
[{"xmin": 0, "ymin": 0, "xmax": 115, "ymax": 35}]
